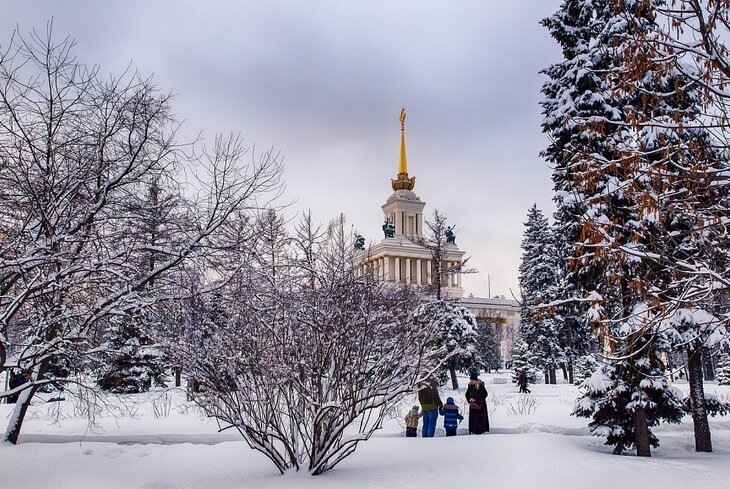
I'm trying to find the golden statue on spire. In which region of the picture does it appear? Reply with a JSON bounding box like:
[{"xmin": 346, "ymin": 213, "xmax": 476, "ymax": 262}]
[{"xmin": 391, "ymin": 107, "xmax": 416, "ymax": 191}]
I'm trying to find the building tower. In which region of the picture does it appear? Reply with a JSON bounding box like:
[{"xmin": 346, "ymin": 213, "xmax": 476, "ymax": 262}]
[{"xmin": 357, "ymin": 108, "xmax": 465, "ymax": 297}]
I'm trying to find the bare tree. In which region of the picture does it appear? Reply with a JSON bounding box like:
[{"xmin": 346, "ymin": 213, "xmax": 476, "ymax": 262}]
[
  {"xmin": 412, "ymin": 209, "xmax": 477, "ymax": 389},
  {"xmin": 0, "ymin": 26, "xmax": 282, "ymax": 443}
]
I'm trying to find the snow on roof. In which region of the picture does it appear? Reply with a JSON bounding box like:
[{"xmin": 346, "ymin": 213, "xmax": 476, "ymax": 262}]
[{"xmin": 459, "ymin": 296, "xmax": 519, "ymax": 308}]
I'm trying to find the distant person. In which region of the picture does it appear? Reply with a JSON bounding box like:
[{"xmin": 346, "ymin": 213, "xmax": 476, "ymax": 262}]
[
  {"xmin": 418, "ymin": 377, "xmax": 443, "ymax": 437},
  {"xmin": 7, "ymin": 369, "xmax": 31, "ymax": 403},
  {"xmin": 404, "ymin": 405, "xmax": 422, "ymax": 437},
  {"xmin": 465, "ymin": 372, "xmax": 489, "ymax": 434},
  {"xmin": 439, "ymin": 396, "xmax": 463, "ymax": 436},
  {"xmin": 517, "ymin": 369, "xmax": 531, "ymax": 394}
]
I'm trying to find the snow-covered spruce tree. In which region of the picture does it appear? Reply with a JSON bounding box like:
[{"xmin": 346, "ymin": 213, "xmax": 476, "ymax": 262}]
[
  {"xmin": 510, "ymin": 337, "xmax": 540, "ymax": 385},
  {"xmin": 595, "ymin": 0, "xmax": 730, "ymax": 453},
  {"xmin": 552, "ymin": 218, "xmax": 597, "ymax": 384},
  {"xmin": 175, "ymin": 214, "xmax": 456, "ymax": 475},
  {"xmin": 518, "ymin": 205, "xmax": 564, "ymax": 384},
  {"xmin": 718, "ymin": 347, "xmax": 730, "ymax": 386},
  {"xmin": 572, "ymin": 354, "xmax": 600, "ymax": 385},
  {"xmin": 574, "ymin": 335, "xmax": 684, "ymax": 455},
  {"xmin": 0, "ymin": 28, "xmax": 282, "ymax": 444},
  {"xmin": 97, "ymin": 312, "xmax": 167, "ymax": 393},
  {"xmin": 95, "ymin": 177, "xmax": 182, "ymax": 391},
  {"xmin": 541, "ymin": 0, "xmax": 688, "ymax": 456},
  {"xmin": 477, "ymin": 319, "xmax": 503, "ymax": 372},
  {"xmin": 414, "ymin": 299, "xmax": 480, "ymax": 388}
]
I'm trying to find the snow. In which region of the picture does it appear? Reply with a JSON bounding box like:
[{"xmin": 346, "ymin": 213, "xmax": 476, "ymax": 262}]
[{"xmin": 2, "ymin": 376, "xmax": 729, "ymax": 488}]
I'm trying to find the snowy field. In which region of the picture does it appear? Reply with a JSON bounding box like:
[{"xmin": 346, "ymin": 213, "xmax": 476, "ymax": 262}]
[{"xmin": 2, "ymin": 374, "xmax": 729, "ymax": 489}]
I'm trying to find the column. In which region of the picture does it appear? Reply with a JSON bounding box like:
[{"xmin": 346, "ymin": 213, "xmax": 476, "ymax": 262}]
[
  {"xmin": 384, "ymin": 257, "xmax": 390, "ymax": 282},
  {"xmin": 405, "ymin": 258, "xmax": 411, "ymax": 284},
  {"xmin": 426, "ymin": 260, "xmax": 432, "ymax": 285},
  {"xmin": 457, "ymin": 268, "xmax": 462, "ymax": 287},
  {"xmin": 416, "ymin": 259, "xmax": 422, "ymax": 285},
  {"xmin": 395, "ymin": 257, "xmax": 401, "ymax": 282}
]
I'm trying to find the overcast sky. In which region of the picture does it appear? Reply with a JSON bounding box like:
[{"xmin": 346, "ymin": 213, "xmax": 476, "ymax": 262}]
[{"xmin": 4, "ymin": 0, "xmax": 564, "ymax": 299}]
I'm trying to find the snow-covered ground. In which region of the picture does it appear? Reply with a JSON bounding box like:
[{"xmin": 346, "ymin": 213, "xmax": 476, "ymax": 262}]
[{"xmin": 2, "ymin": 374, "xmax": 729, "ymax": 489}]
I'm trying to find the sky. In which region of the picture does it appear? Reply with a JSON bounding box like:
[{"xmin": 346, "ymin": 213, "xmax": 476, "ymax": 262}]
[{"xmin": 3, "ymin": 0, "xmax": 564, "ymax": 299}]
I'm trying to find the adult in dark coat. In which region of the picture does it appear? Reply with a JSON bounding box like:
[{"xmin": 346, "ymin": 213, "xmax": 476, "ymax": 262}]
[
  {"xmin": 465, "ymin": 372, "xmax": 489, "ymax": 434},
  {"xmin": 7, "ymin": 370, "xmax": 31, "ymax": 403}
]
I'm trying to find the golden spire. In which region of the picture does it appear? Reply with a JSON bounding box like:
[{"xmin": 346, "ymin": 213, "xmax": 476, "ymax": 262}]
[
  {"xmin": 391, "ymin": 107, "xmax": 416, "ymax": 191},
  {"xmin": 399, "ymin": 107, "xmax": 408, "ymax": 174}
]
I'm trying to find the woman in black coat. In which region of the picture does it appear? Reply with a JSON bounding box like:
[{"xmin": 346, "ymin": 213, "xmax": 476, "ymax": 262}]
[{"xmin": 465, "ymin": 372, "xmax": 489, "ymax": 434}]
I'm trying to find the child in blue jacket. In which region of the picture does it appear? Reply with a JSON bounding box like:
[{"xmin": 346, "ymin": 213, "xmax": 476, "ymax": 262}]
[{"xmin": 439, "ymin": 397, "xmax": 463, "ymax": 436}]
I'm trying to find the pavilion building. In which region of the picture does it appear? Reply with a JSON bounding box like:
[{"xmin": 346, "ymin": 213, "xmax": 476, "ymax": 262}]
[{"xmin": 356, "ymin": 108, "xmax": 520, "ymax": 364}]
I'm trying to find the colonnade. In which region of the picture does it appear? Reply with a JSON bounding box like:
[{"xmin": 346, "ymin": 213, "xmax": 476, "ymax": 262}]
[{"xmin": 358, "ymin": 257, "xmax": 462, "ymax": 287}]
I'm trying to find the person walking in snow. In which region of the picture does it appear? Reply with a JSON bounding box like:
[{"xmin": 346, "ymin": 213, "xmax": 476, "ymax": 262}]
[
  {"xmin": 404, "ymin": 405, "xmax": 422, "ymax": 437},
  {"xmin": 418, "ymin": 377, "xmax": 443, "ymax": 438},
  {"xmin": 517, "ymin": 369, "xmax": 531, "ymax": 394},
  {"xmin": 465, "ymin": 372, "xmax": 489, "ymax": 434},
  {"xmin": 439, "ymin": 396, "xmax": 463, "ymax": 436}
]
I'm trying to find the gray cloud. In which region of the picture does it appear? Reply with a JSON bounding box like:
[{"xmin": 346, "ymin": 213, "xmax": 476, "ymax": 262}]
[{"xmin": 3, "ymin": 0, "xmax": 563, "ymax": 298}]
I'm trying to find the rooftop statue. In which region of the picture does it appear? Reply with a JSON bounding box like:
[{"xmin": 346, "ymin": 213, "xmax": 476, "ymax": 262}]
[
  {"xmin": 445, "ymin": 225, "xmax": 456, "ymax": 245},
  {"xmin": 382, "ymin": 220, "xmax": 395, "ymax": 238},
  {"xmin": 354, "ymin": 233, "xmax": 366, "ymax": 251}
]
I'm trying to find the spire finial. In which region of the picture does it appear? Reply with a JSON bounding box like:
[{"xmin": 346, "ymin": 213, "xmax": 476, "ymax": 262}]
[
  {"xmin": 398, "ymin": 107, "xmax": 407, "ymax": 174},
  {"xmin": 392, "ymin": 107, "xmax": 415, "ymax": 191}
]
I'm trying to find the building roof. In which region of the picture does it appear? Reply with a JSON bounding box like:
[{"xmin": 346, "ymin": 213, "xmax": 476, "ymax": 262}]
[{"xmin": 459, "ymin": 296, "xmax": 519, "ymax": 309}]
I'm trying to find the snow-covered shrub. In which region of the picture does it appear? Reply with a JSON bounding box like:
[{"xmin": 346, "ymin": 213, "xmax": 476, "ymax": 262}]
[
  {"xmin": 151, "ymin": 393, "xmax": 173, "ymax": 419},
  {"xmin": 174, "ymin": 215, "xmax": 456, "ymax": 475},
  {"xmin": 506, "ymin": 394, "xmax": 540, "ymax": 416}
]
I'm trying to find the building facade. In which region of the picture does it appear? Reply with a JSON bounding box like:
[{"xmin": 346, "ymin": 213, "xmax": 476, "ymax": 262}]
[{"xmin": 356, "ymin": 108, "xmax": 519, "ymax": 363}]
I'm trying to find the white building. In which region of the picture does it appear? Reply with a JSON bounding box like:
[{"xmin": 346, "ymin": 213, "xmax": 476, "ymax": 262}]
[{"xmin": 356, "ymin": 108, "xmax": 520, "ymax": 363}]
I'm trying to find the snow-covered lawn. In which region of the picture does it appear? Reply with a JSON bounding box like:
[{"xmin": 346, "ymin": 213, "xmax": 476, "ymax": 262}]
[{"xmin": 2, "ymin": 375, "xmax": 729, "ymax": 489}]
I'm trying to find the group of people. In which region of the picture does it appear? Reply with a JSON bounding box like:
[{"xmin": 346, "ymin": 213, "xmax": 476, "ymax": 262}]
[{"xmin": 405, "ymin": 372, "xmax": 490, "ymax": 437}]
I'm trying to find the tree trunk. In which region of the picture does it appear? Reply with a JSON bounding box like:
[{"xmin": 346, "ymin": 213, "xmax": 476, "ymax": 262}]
[
  {"xmin": 174, "ymin": 367, "xmax": 181, "ymax": 387},
  {"xmin": 560, "ymin": 363, "xmax": 568, "ymax": 381},
  {"xmin": 3, "ymin": 358, "xmax": 50, "ymax": 444},
  {"xmin": 633, "ymin": 406, "xmax": 651, "ymax": 457},
  {"xmin": 702, "ymin": 353, "xmax": 716, "ymax": 381},
  {"xmin": 544, "ymin": 371, "xmax": 549, "ymax": 384},
  {"xmin": 687, "ymin": 347, "xmax": 712, "ymax": 452},
  {"xmin": 567, "ymin": 363, "xmax": 574, "ymax": 385},
  {"xmin": 449, "ymin": 365, "xmax": 459, "ymax": 390},
  {"xmin": 3, "ymin": 383, "xmax": 39, "ymax": 444},
  {"xmin": 549, "ymin": 368, "xmax": 557, "ymax": 385}
]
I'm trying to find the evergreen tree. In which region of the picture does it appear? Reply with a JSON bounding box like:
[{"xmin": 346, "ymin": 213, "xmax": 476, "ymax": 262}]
[
  {"xmin": 541, "ymin": 0, "xmax": 688, "ymax": 456},
  {"xmin": 97, "ymin": 311, "xmax": 167, "ymax": 393},
  {"xmin": 413, "ymin": 299, "xmax": 480, "ymax": 389},
  {"xmin": 518, "ymin": 205, "xmax": 564, "ymax": 383},
  {"xmin": 552, "ymin": 218, "xmax": 597, "ymax": 384},
  {"xmin": 510, "ymin": 338, "xmax": 540, "ymax": 385},
  {"xmin": 572, "ymin": 354, "xmax": 600, "ymax": 385},
  {"xmin": 603, "ymin": 0, "xmax": 730, "ymax": 453},
  {"xmin": 574, "ymin": 348, "xmax": 684, "ymax": 455},
  {"xmin": 718, "ymin": 347, "xmax": 730, "ymax": 386},
  {"xmin": 96, "ymin": 177, "xmax": 181, "ymax": 392},
  {"xmin": 476, "ymin": 320, "xmax": 503, "ymax": 372}
]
